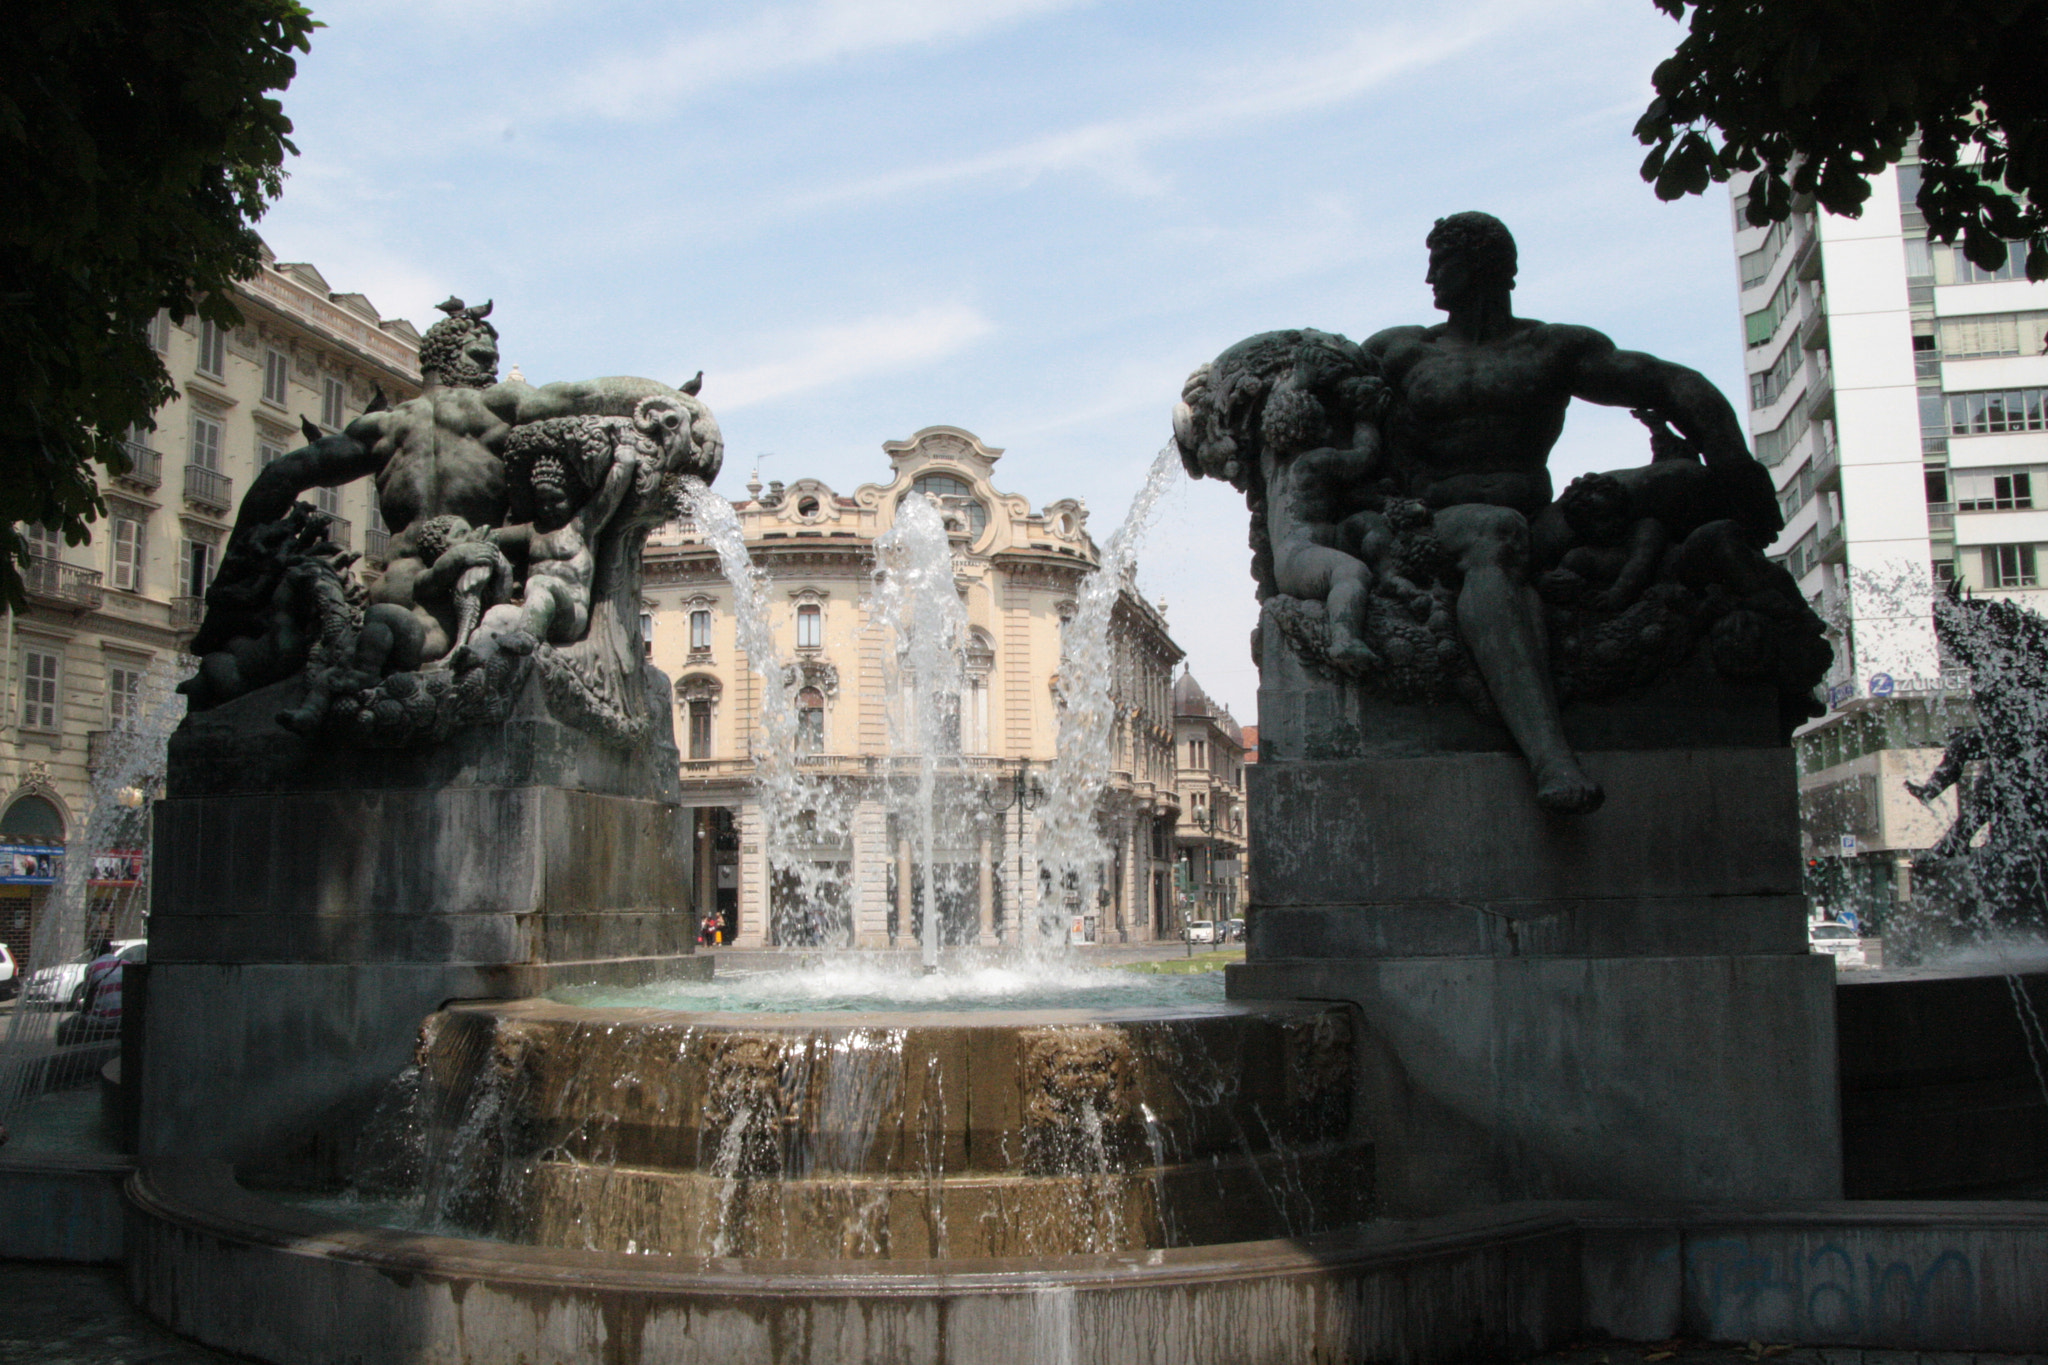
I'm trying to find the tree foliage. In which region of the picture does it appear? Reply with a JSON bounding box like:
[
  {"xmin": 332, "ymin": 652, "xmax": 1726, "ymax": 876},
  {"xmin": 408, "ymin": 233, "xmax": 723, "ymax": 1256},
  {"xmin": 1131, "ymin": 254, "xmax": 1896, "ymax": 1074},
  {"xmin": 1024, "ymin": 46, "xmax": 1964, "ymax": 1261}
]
[
  {"xmin": 1635, "ymin": 0, "xmax": 2048, "ymax": 280},
  {"xmin": 0, "ymin": 1, "xmax": 317, "ymax": 610}
]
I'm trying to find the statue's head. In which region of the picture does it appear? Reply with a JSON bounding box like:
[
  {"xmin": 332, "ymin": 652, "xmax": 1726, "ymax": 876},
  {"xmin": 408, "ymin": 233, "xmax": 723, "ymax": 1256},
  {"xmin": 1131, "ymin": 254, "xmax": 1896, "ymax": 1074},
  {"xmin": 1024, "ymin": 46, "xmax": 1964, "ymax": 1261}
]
[
  {"xmin": 412, "ymin": 514, "xmax": 473, "ymax": 565},
  {"xmin": 1558, "ymin": 472, "xmax": 1633, "ymax": 546},
  {"xmin": 418, "ymin": 298, "xmax": 500, "ymax": 390},
  {"xmin": 525, "ymin": 451, "xmax": 583, "ymax": 531},
  {"xmin": 1425, "ymin": 212, "xmax": 1517, "ymax": 310}
]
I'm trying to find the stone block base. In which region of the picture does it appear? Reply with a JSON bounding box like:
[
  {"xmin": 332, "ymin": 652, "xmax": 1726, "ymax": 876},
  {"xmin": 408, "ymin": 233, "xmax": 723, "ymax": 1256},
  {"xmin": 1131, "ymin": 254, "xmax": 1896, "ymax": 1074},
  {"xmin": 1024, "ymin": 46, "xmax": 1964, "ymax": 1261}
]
[
  {"xmin": 137, "ymin": 956, "xmax": 711, "ymax": 1173},
  {"xmin": 1227, "ymin": 953, "xmax": 1841, "ymax": 1215}
]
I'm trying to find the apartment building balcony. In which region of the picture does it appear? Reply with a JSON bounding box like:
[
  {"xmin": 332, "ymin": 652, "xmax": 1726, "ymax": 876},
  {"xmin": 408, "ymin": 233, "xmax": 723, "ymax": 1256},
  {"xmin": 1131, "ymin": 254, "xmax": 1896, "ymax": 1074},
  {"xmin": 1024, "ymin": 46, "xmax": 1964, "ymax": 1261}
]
[
  {"xmin": 1792, "ymin": 220, "xmax": 1822, "ymax": 280},
  {"xmin": 171, "ymin": 596, "xmax": 207, "ymax": 633},
  {"xmin": 117, "ymin": 441, "xmax": 162, "ymax": 490},
  {"xmin": 363, "ymin": 527, "xmax": 391, "ymax": 561},
  {"xmin": 1926, "ymin": 501, "xmax": 1956, "ymax": 537},
  {"xmin": 1811, "ymin": 437, "xmax": 1841, "ymax": 492},
  {"xmin": 322, "ymin": 515, "xmax": 352, "ymax": 549},
  {"xmin": 1817, "ymin": 521, "xmax": 1848, "ymax": 565},
  {"xmin": 23, "ymin": 556, "xmax": 104, "ymax": 612},
  {"xmin": 1799, "ymin": 290, "xmax": 1829, "ymax": 351},
  {"xmin": 1805, "ymin": 359, "xmax": 1835, "ymax": 420},
  {"xmin": 183, "ymin": 464, "xmax": 234, "ymax": 516}
]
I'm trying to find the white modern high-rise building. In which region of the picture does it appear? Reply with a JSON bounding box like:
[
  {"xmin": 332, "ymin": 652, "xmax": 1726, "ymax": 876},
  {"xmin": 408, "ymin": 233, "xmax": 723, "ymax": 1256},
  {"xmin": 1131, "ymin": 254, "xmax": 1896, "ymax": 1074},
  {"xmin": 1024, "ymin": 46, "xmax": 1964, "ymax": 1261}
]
[{"xmin": 1735, "ymin": 150, "xmax": 2048, "ymax": 910}]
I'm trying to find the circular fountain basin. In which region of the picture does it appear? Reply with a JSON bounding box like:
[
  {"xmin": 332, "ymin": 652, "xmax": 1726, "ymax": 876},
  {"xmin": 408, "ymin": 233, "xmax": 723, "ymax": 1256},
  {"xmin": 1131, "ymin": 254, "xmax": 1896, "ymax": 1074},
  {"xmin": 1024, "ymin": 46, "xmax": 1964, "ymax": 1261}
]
[{"xmin": 407, "ymin": 996, "xmax": 1368, "ymax": 1260}]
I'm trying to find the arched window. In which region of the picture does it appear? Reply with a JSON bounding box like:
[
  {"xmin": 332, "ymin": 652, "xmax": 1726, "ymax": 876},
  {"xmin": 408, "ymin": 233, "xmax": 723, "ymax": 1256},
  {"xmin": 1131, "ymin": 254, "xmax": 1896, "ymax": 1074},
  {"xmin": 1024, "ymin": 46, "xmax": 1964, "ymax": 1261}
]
[
  {"xmin": 907, "ymin": 474, "xmax": 987, "ymax": 538},
  {"xmin": 797, "ymin": 686, "xmax": 825, "ymax": 753},
  {"xmin": 0, "ymin": 794, "xmax": 65, "ymax": 844}
]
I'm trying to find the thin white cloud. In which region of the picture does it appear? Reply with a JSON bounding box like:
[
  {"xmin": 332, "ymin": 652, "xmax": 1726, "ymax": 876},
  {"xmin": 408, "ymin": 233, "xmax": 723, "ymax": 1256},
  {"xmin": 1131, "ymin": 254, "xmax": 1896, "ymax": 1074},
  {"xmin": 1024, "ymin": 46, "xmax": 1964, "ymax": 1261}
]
[
  {"xmin": 797, "ymin": 4, "xmax": 1539, "ymax": 206},
  {"xmin": 707, "ymin": 303, "xmax": 995, "ymax": 410},
  {"xmin": 554, "ymin": 0, "xmax": 1090, "ymax": 120}
]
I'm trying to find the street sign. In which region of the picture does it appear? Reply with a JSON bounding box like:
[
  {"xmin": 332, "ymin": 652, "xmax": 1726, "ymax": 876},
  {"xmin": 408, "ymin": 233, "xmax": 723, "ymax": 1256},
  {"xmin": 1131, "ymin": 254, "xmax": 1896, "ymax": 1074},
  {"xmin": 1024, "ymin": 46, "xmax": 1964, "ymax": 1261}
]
[{"xmin": 1839, "ymin": 834, "xmax": 1858, "ymax": 855}]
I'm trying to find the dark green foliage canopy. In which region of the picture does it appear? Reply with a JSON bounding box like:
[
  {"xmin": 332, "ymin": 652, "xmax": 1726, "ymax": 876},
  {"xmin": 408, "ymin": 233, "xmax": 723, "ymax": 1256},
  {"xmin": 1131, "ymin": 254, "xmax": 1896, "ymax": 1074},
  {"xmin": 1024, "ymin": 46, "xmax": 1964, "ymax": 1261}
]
[
  {"xmin": 0, "ymin": 1, "xmax": 317, "ymax": 610},
  {"xmin": 1635, "ymin": 0, "xmax": 2048, "ymax": 279}
]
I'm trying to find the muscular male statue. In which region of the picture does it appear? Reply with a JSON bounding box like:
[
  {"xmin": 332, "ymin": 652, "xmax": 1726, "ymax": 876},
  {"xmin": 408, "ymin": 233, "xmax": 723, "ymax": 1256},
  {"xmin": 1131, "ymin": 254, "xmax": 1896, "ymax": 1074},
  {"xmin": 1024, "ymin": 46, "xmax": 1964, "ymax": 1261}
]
[
  {"xmin": 1362, "ymin": 212, "xmax": 1782, "ymax": 813},
  {"xmin": 224, "ymin": 299, "xmax": 716, "ymax": 671}
]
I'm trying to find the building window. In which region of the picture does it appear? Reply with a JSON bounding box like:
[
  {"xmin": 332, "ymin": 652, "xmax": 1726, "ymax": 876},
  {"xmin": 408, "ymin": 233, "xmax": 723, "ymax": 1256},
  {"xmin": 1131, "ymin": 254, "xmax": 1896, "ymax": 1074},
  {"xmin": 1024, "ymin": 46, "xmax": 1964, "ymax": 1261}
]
[
  {"xmin": 258, "ymin": 439, "xmax": 286, "ymax": 468},
  {"xmin": 688, "ymin": 700, "xmax": 714, "ymax": 760},
  {"xmin": 263, "ymin": 349, "xmax": 290, "ymax": 406},
  {"xmin": 321, "ymin": 376, "xmax": 346, "ymax": 431},
  {"xmin": 689, "ymin": 609, "xmax": 712, "ymax": 651},
  {"xmin": 1985, "ymin": 543, "xmax": 2038, "ymax": 589},
  {"xmin": 146, "ymin": 311, "xmax": 170, "ymax": 354},
  {"xmin": 110, "ymin": 518, "xmax": 144, "ymax": 592},
  {"xmin": 796, "ymin": 686, "xmax": 825, "ymax": 753},
  {"xmin": 1940, "ymin": 241, "xmax": 2029, "ymax": 285},
  {"xmin": 21, "ymin": 523, "xmax": 61, "ymax": 561},
  {"xmin": 639, "ymin": 611, "xmax": 654, "ymax": 660},
  {"xmin": 184, "ymin": 539, "xmax": 214, "ymax": 598},
  {"xmin": 196, "ymin": 319, "xmax": 226, "ymax": 378},
  {"xmin": 20, "ymin": 647, "xmax": 60, "ymax": 731},
  {"xmin": 1938, "ymin": 311, "xmax": 2048, "ymax": 360},
  {"xmin": 1947, "ymin": 388, "xmax": 2048, "ymax": 436},
  {"xmin": 190, "ymin": 415, "xmax": 223, "ymax": 470},
  {"xmin": 907, "ymin": 473, "xmax": 987, "ymax": 537},
  {"xmin": 315, "ymin": 483, "xmax": 340, "ymax": 515},
  {"xmin": 1953, "ymin": 469, "xmax": 2034, "ymax": 512},
  {"xmin": 108, "ymin": 664, "xmax": 143, "ymax": 729},
  {"xmin": 796, "ymin": 603, "xmax": 821, "ymax": 649}
]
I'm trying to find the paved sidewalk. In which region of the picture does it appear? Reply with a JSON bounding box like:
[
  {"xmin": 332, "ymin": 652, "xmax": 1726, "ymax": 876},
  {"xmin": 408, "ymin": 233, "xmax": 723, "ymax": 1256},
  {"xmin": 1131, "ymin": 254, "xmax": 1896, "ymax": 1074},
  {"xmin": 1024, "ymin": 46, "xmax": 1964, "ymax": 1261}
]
[{"xmin": 1, "ymin": 1262, "xmax": 2042, "ymax": 1365}]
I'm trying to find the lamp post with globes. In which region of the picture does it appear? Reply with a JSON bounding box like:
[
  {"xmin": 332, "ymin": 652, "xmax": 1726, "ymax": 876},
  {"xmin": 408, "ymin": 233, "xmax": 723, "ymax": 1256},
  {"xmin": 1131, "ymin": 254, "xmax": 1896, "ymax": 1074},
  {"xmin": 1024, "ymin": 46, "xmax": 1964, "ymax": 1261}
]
[{"xmin": 981, "ymin": 758, "xmax": 1043, "ymax": 944}]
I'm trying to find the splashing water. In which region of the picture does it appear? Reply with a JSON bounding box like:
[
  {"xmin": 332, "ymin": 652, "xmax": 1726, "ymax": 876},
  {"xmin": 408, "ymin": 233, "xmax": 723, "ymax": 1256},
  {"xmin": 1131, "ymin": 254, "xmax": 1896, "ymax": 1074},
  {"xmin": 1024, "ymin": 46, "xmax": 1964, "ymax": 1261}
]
[
  {"xmin": 870, "ymin": 493, "xmax": 973, "ymax": 970},
  {"xmin": 0, "ymin": 661, "xmax": 187, "ymax": 1130},
  {"xmin": 1027, "ymin": 441, "xmax": 1184, "ymax": 953},
  {"xmin": 678, "ymin": 443, "xmax": 1184, "ymax": 967}
]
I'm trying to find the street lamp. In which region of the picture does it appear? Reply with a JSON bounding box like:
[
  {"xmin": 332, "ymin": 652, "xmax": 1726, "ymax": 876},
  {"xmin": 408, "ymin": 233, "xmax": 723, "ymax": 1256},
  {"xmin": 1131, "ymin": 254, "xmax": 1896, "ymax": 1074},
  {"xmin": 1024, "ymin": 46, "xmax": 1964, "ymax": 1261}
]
[{"xmin": 982, "ymin": 759, "xmax": 1044, "ymax": 944}]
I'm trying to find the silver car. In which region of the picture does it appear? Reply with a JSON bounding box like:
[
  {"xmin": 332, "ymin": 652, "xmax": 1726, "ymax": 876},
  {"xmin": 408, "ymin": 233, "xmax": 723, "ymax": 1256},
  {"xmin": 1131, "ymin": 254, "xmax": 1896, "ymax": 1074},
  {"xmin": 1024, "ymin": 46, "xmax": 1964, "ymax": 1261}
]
[{"xmin": 1808, "ymin": 921, "xmax": 1868, "ymax": 969}]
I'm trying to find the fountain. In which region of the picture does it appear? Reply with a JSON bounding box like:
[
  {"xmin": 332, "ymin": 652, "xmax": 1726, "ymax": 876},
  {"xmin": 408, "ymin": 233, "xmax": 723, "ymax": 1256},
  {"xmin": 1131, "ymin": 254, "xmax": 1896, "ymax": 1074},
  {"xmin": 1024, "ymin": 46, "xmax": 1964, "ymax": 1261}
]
[{"xmin": 115, "ymin": 238, "xmax": 2048, "ymax": 1363}]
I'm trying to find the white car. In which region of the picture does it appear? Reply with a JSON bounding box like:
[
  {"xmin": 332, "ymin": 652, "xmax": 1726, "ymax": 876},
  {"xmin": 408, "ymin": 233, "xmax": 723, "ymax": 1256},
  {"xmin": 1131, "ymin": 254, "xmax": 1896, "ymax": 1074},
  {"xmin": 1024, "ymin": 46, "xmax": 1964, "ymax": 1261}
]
[
  {"xmin": 0, "ymin": 943, "xmax": 15, "ymax": 1001},
  {"xmin": 1808, "ymin": 921, "xmax": 1867, "ymax": 969},
  {"xmin": 1184, "ymin": 920, "xmax": 1217, "ymax": 945},
  {"xmin": 22, "ymin": 938, "xmax": 145, "ymax": 1009}
]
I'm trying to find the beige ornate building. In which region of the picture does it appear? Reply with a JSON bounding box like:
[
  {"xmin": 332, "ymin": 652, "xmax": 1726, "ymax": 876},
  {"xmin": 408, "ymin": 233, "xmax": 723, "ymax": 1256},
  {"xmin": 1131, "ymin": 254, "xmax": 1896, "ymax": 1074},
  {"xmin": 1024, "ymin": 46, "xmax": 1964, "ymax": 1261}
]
[
  {"xmin": 644, "ymin": 426, "xmax": 1184, "ymax": 949},
  {"xmin": 1172, "ymin": 670, "xmax": 1248, "ymax": 931},
  {"xmin": 1, "ymin": 244, "xmax": 422, "ymax": 964}
]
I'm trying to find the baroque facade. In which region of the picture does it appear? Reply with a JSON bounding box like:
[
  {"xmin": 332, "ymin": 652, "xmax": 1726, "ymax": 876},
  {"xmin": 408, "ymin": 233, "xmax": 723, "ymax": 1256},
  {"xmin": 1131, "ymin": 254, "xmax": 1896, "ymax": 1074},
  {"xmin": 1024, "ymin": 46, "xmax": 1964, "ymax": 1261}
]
[
  {"xmin": 1737, "ymin": 151, "xmax": 2048, "ymax": 910},
  {"xmin": 643, "ymin": 426, "xmax": 1184, "ymax": 948},
  {"xmin": 0, "ymin": 244, "xmax": 422, "ymax": 964}
]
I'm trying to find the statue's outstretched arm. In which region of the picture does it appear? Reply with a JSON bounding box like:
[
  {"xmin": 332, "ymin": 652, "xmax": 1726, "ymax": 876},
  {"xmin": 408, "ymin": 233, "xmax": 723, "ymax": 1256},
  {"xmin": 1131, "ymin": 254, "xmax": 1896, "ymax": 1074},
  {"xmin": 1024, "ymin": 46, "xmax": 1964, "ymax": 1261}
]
[
  {"xmin": 231, "ymin": 412, "xmax": 391, "ymax": 542},
  {"xmin": 485, "ymin": 376, "xmax": 685, "ymax": 425},
  {"xmin": 1568, "ymin": 331, "xmax": 1782, "ymax": 542}
]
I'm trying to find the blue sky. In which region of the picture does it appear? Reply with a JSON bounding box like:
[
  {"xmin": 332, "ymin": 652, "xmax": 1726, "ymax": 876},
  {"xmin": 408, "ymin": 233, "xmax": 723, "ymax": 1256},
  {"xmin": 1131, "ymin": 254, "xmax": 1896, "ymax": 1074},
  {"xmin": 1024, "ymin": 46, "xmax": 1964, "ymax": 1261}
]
[{"xmin": 260, "ymin": 0, "xmax": 1746, "ymax": 719}]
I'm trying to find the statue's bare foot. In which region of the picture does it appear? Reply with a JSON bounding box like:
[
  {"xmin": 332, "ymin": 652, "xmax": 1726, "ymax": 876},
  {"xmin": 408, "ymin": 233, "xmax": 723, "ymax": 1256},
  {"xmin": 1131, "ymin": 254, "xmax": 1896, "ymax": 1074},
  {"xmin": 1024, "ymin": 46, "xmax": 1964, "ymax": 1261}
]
[
  {"xmin": 1533, "ymin": 757, "xmax": 1603, "ymax": 815},
  {"xmin": 1327, "ymin": 636, "xmax": 1381, "ymax": 673}
]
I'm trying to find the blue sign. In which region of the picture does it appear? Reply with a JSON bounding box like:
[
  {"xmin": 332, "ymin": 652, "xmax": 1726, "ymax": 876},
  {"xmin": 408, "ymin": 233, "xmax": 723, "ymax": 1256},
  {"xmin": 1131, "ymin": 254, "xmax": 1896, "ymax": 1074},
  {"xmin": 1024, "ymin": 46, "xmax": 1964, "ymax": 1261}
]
[
  {"xmin": 1828, "ymin": 682, "xmax": 1857, "ymax": 708},
  {"xmin": 1868, "ymin": 673, "xmax": 1895, "ymax": 698},
  {"xmin": 0, "ymin": 844, "xmax": 63, "ymax": 885}
]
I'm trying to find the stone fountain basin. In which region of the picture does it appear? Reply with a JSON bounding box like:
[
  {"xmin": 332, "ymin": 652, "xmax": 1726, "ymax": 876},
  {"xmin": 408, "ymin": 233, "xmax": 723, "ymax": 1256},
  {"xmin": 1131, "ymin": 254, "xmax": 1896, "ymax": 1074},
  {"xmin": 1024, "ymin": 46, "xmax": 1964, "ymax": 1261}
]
[{"xmin": 410, "ymin": 998, "xmax": 1370, "ymax": 1259}]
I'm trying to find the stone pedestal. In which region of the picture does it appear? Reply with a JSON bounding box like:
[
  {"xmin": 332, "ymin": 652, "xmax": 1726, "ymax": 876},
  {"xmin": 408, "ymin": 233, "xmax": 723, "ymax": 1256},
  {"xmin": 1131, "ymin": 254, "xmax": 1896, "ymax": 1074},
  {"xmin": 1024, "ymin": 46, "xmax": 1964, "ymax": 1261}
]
[
  {"xmin": 139, "ymin": 673, "xmax": 707, "ymax": 1174},
  {"xmin": 1230, "ymin": 629, "xmax": 1840, "ymax": 1214}
]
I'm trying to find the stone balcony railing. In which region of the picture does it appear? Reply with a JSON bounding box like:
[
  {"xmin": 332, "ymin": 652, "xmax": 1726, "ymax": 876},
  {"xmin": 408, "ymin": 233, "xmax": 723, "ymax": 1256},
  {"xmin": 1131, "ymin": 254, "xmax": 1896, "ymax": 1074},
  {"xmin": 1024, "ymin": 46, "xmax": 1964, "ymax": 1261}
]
[
  {"xmin": 118, "ymin": 441, "xmax": 162, "ymax": 489},
  {"xmin": 171, "ymin": 596, "xmax": 207, "ymax": 632},
  {"xmin": 322, "ymin": 515, "xmax": 352, "ymax": 549},
  {"xmin": 183, "ymin": 464, "xmax": 234, "ymax": 516},
  {"xmin": 23, "ymin": 556, "xmax": 104, "ymax": 612}
]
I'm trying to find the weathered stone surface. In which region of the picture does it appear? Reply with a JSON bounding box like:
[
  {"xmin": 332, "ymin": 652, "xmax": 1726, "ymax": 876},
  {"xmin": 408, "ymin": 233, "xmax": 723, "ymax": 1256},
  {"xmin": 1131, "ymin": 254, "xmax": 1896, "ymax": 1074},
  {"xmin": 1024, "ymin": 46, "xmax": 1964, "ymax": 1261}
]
[
  {"xmin": 1255, "ymin": 614, "xmax": 1788, "ymax": 764},
  {"xmin": 1251, "ymin": 893, "xmax": 1807, "ymax": 960},
  {"xmin": 1228, "ymin": 953, "xmax": 1841, "ymax": 1215},
  {"xmin": 1249, "ymin": 748, "xmax": 1799, "ymax": 911},
  {"xmin": 167, "ymin": 667, "xmax": 682, "ymax": 803},
  {"xmin": 135, "ymin": 958, "xmax": 710, "ymax": 1170}
]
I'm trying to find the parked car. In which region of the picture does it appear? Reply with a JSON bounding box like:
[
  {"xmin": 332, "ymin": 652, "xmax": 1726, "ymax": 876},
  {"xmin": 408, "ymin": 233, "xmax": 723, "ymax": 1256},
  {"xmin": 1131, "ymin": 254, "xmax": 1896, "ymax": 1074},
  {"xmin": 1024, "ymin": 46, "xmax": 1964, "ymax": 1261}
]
[
  {"xmin": 56, "ymin": 940, "xmax": 145, "ymax": 1046},
  {"xmin": 1183, "ymin": 919, "xmax": 1218, "ymax": 945},
  {"xmin": 1808, "ymin": 921, "xmax": 1868, "ymax": 969},
  {"xmin": 0, "ymin": 943, "xmax": 15, "ymax": 1001},
  {"xmin": 1220, "ymin": 919, "xmax": 1245, "ymax": 943},
  {"xmin": 22, "ymin": 938, "xmax": 145, "ymax": 1010}
]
